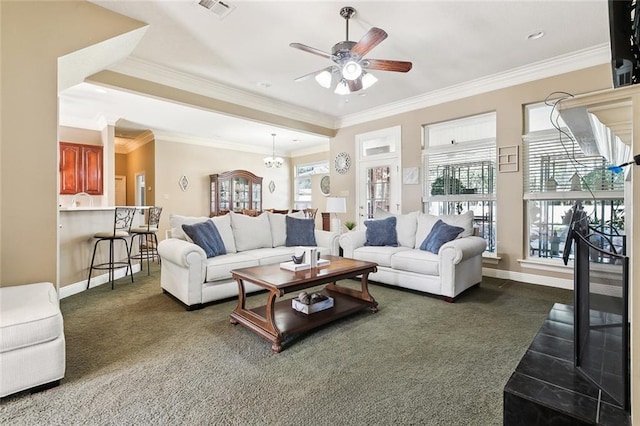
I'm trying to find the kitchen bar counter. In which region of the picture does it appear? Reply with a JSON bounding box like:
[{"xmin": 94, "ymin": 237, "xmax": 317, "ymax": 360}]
[{"xmin": 59, "ymin": 206, "xmax": 148, "ymax": 293}]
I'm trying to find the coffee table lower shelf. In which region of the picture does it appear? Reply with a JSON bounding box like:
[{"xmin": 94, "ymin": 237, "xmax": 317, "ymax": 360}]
[{"xmin": 230, "ymin": 289, "xmax": 375, "ymax": 352}]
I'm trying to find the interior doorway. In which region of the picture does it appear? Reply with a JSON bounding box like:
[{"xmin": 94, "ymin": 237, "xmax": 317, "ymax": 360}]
[
  {"xmin": 115, "ymin": 175, "xmax": 126, "ymax": 206},
  {"xmin": 135, "ymin": 172, "xmax": 146, "ymax": 207}
]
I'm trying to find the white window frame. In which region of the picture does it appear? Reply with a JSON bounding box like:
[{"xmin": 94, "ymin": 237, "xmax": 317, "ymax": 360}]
[
  {"xmin": 294, "ymin": 161, "xmax": 329, "ymax": 210},
  {"xmin": 423, "ymin": 113, "xmax": 497, "ymax": 253}
]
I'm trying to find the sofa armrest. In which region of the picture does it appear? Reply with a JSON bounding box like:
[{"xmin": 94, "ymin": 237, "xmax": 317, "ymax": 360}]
[
  {"xmin": 158, "ymin": 238, "xmax": 206, "ymax": 266},
  {"xmin": 339, "ymin": 230, "xmax": 367, "ymax": 258},
  {"xmin": 157, "ymin": 238, "xmax": 207, "ymax": 306},
  {"xmin": 314, "ymin": 229, "xmax": 340, "ymax": 256},
  {"xmin": 439, "ymin": 236, "xmax": 487, "ymax": 264}
]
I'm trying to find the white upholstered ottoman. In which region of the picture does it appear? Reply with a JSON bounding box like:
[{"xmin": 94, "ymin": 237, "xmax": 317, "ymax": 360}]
[{"xmin": 0, "ymin": 282, "xmax": 65, "ymax": 398}]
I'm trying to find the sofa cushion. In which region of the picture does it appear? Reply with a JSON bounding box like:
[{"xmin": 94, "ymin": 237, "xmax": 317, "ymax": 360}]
[
  {"xmin": 390, "ymin": 250, "xmax": 440, "ymax": 276},
  {"xmin": 169, "ymin": 214, "xmax": 210, "ymax": 241},
  {"xmin": 243, "ymin": 247, "xmax": 296, "ymax": 265},
  {"xmin": 268, "ymin": 211, "xmax": 305, "ymax": 247},
  {"xmin": 374, "ymin": 209, "xmax": 418, "ymax": 248},
  {"xmin": 415, "ymin": 211, "xmax": 474, "ymax": 248},
  {"xmin": 285, "ymin": 216, "xmax": 317, "ymax": 247},
  {"xmin": 353, "ymin": 245, "xmax": 411, "ymax": 267},
  {"xmin": 0, "ymin": 282, "xmax": 63, "ymax": 353},
  {"xmin": 169, "ymin": 214, "xmax": 237, "ymax": 253},
  {"xmin": 230, "ymin": 212, "xmax": 273, "ymax": 251},
  {"xmin": 182, "ymin": 221, "xmax": 227, "ymax": 258},
  {"xmin": 364, "ymin": 216, "xmax": 398, "ymax": 247},
  {"xmin": 204, "ymin": 253, "xmax": 260, "ymax": 282},
  {"xmin": 419, "ymin": 219, "xmax": 464, "ymax": 254}
]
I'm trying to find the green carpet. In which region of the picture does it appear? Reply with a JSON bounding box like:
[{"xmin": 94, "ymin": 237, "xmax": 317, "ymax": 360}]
[{"xmin": 0, "ymin": 264, "xmax": 572, "ymax": 425}]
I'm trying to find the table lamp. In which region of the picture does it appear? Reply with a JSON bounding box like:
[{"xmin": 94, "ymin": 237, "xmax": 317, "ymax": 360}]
[{"xmin": 326, "ymin": 197, "xmax": 346, "ymax": 234}]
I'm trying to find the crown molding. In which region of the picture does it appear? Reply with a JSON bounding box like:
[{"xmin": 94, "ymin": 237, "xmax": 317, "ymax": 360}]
[
  {"xmin": 109, "ymin": 56, "xmax": 337, "ymax": 130},
  {"xmin": 106, "ymin": 44, "xmax": 609, "ymax": 135},
  {"xmin": 115, "ymin": 129, "xmax": 155, "ymax": 154},
  {"xmin": 153, "ymin": 130, "xmax": 278, "ymax": 156},
  {"xmin": 336, "ymin": 43, "xmax": 611, "ymax": 129}
]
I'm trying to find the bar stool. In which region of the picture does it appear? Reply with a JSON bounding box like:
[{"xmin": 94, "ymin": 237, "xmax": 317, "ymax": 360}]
[
  {"xmin": 129, "ymin": 206, "xmax": 163, "ymax": 275},
  {"xmin": 87, "ymin": 207, "xmax": 137, "ymax": 290}
]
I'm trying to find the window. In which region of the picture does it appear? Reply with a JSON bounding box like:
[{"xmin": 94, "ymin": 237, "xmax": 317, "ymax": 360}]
[
  {"xmin": 294, "ymin": 161, "xmax": 329, "ymax": 210},
  {"xmin": 523, "ymin": 103, "xmax": 625, "ymax": 261},
  {"xmin": 423, "ymin": 113, "xmax": 497, "ymax": 253}
]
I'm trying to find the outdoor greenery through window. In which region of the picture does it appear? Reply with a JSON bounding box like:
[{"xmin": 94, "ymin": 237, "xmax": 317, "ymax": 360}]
[
  {"xmin": 423, "ymin": 113, "xmax": 497, "ymax": 253},
  {"xmin": 294, "ymin": 161, "xmax": 329, "ymax": 210},
  {"xmin": 523, "ymin": 102, "xmax": 626, "ymax": 261}
]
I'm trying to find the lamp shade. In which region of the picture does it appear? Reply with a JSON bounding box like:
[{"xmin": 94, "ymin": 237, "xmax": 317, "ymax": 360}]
[{"xmin": 326, "ymin": 197, "xmax": 346, "ymax": 213}]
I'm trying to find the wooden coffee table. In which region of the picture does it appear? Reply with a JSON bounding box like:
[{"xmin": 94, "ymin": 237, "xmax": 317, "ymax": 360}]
[{"xmin": 229, "ymin": 255, "xmax": 378, "ymax": 352}]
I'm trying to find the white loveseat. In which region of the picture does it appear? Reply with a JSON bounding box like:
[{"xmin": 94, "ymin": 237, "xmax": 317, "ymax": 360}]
[
  {"xmin": 339, "ymin": 211, "xmax": 486, "ymax": 302},
  {"xmin": 158, "ymin": 212, "xmax": 340, "ymax": 310}
]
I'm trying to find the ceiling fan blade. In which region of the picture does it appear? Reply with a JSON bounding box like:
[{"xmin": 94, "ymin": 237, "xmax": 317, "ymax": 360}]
[
  {"xmin": 294, "ymin": 66, "xmax": 336, "ymax": 82},
  {"xmin": 363, "ymin": 59, "xmax": 413, "ymax": 73},
  {"xmin": 350, "ymin": 27, "xmax": 388, "ymax": 57},
  {"xmin": 289, "ymin": 43, "xmax": 334, "ymax": 60},
  {"xmin": 347, "ymin": 78, "xmax": 363, "ymax": 92}
]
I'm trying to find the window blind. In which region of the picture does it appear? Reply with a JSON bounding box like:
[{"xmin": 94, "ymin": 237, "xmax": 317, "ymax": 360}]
[
  {"xmin": 425, "ymin": 139, "xmax": 496, "ymax": 198},
  {"xmin": 523, "ymin": 130, "xmax": 624, "ymax": 194}
]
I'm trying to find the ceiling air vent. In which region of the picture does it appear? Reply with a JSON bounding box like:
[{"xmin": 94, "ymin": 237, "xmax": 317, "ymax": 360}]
[{"xmin": 196, "ymin": 0, "xmax": 235, "ymax": 19}]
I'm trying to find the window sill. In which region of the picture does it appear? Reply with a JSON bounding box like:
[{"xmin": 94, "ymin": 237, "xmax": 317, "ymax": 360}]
[{"xmin": 482, "ymin": 253, "xmax": 501, "ymax": 265}]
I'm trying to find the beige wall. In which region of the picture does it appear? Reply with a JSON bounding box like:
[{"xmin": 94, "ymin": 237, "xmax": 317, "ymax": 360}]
[
  {"xmin": 125, "ymin": 141, "xmax": 155, "ymax": 207},
  {"xmin": 59, "ymin": 126, "xmax": 102, "ymax": 146},
  {"xmin": 329, "ymin": 65, "xmax": 612, "ymax": 278},
  {"xmin": 0, "ymin": 1, "xmax": 144, "ymax": 286},
  {"xmin": 154, "ymin": 138, "xmax": 296, "ymax": 239},
  {"xmin": 115, "ymin": 153, "xmax": 128, "ymax": 177}
]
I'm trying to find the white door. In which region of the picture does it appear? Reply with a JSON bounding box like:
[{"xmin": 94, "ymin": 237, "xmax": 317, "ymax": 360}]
[
  {"xmin": 115, "ymin": 175, "xmax": 126, "ymax": 206},
  {"xmin": 355, "ymin": 126, "xmax": 402, "ymax": 227}
]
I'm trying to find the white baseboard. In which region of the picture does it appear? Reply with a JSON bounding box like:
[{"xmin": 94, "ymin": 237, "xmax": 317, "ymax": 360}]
[
  {"xmin": 482, "ymin": 267, "xmax": 574, "ymax": 290},
  {"xmin": 59, "ymin": 264, "xmax": 141, "ymax": 299}
]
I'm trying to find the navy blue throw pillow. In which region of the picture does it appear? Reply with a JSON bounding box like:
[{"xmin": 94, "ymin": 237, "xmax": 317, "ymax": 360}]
[
  {"xmin": 182, "ymin": 220, "xmax": 227, "ymax": 258},
  {"xmin": 419, "ymin": 219, "xmax": 464, "ymax": 254},
  {"xmin": 285, "ymin": 216, "xmax": 317, "ymax": 247},
  {"xmin": 364, "ymin": 216, "xmax": 398, "ymax": 247}
]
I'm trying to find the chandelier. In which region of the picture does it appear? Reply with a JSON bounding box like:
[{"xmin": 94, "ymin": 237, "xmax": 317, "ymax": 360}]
[{"xmin": 264, "ymin": 133, "xmax": 284, "ymax": 168}]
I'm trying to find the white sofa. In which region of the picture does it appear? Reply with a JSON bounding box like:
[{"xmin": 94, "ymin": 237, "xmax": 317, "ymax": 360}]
[
  {"xmin": 158, "ymin": 212, "xmax": 340, "ymax": 310},
  {"xmin": 339, "ymin": 211, "xmax": 486, "ymax": 302},
  {"xmin": 0, "ymin": 282, "xmax": 66, "ymax": 398}
]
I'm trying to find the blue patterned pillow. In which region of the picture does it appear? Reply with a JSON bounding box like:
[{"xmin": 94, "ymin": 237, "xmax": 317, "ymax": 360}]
[
  {"xmin": 419, "ymin": 219, "xmax": 464, "ymax": 254},
  {"xmin": 182, "ymin": 220, "xmax": 227, "ymax": 258},
  {"xmin": 285, "ymin": 216, "xmax": 317, "ymax": 247},
  {"xmin": 364, "ymin": 216, "xmax": 398, "ymax": 247}
]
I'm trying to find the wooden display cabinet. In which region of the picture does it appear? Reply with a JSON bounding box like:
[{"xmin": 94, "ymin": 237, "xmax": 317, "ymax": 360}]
[{"xmin": 210, "ymin": 170, "xmax": 262, "ymax": 216}]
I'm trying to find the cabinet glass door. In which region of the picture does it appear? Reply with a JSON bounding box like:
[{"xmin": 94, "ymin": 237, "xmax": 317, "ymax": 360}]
[
  {"xmin": 233, "ymin": 177, "xmax": 249, "ymax": 211},
  {"xmin": 252, "ymin": 183, "xmax": 261, "ymax": 210},
  {"xmin": 219, "ymin": 180, "xmax": 230, "ymax": 212}
]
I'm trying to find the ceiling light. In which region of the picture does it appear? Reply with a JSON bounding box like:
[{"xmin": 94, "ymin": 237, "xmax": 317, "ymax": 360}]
[
  {"xmin": 314, "ymin": 70, "xmax": 332, "ymax": 88},
  {"xmin": 361, "ymin": 72, "xmax": 378, "ymax": 90},
  {"xmin": 527, "ymin": 31, "xmax": 545, "ymax": 40},
  {"xmin": 264, "ymin": 133, "xmax": 283, "ymax": 168},
  {"xmin": 342, "ymin": 60, "xmax": 362, "ymax": 80},
  {"xmin": 334, "ymin": 79, "xmax": 350, "ymax": 95}
]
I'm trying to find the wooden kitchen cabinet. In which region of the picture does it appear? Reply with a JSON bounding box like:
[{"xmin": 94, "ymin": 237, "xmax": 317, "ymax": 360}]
[
  {"xmin": 210, "ymin": 170, "xmax": 262, "ymax": 216},
  {"xmin": 59, "ymin": 142, "xmax": 103, "ymax": 195}
]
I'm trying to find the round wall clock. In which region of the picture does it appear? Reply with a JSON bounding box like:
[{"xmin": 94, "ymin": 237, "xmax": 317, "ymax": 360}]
[
  {"xmin": 334, "ymin": 152, "xmax": 351, "ymax": 174},
  {"xmin": 320, "ymin": 175, "xmax": 330, "ymax": 196}
]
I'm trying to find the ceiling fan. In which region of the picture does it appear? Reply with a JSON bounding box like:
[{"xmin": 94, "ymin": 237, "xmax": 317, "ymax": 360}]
[{"xmin": 290, "ymin": 6, "xmax": 412, "ymax": 95}]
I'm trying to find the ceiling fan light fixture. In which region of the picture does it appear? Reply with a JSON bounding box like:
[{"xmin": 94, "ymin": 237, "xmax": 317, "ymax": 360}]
[
  {"xmin": 334, "ymin": 79, "xmax": 350, "ymax": 95},
  {"xmin": 315, "ymin": 70, "xmax": 333, "ymax": 88},
  {"xmin": 361, "ymin": 72, "xmax": 378, "ymax": 90},
  {"xmin": 342, "ymin": 60, "xmax": 362, "ymax": 80}
]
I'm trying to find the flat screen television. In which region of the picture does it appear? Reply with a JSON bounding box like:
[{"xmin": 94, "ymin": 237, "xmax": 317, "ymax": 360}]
[{"xmin": 609, "ymin": 0, "xmax": 640, "ymax": 87}]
